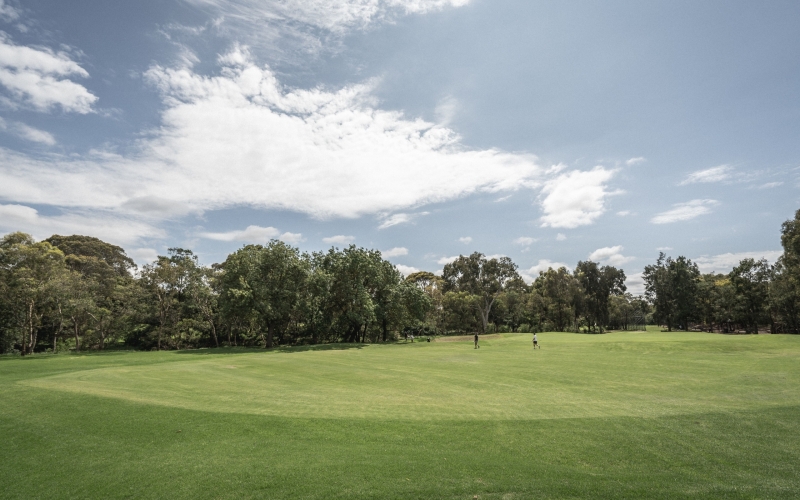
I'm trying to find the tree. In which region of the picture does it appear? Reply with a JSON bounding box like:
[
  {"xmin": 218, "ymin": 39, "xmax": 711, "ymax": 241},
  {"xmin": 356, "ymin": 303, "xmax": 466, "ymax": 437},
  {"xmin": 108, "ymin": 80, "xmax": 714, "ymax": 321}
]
[
  {"xmin": 730, "ymin": 258, "xmax": 771, "ymax": 334},
  {"xmin": 574, "ymin": 261, "xmax": 626, "ymax": 332},
  {"xmin": 0, "ymin": 233, "xmax": 67, "ymax": 354},
  {"xmin": 530, "ymin": 267, "xmax": 581, "ymax": 332},
  {"xmin": 643, "ymin": 253, "xmax": 699, "ymax": 331},
  {"xmin": 442, "ymin": 253, "xmax": 520, "ymax": 334}
]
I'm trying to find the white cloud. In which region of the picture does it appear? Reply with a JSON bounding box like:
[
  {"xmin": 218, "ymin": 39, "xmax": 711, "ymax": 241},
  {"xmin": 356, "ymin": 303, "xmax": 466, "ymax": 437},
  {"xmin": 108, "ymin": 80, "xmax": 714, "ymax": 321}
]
[
  {"xmin": 626, "ymin": 157, "xmax": 646, "ymax": 166},
  {"xmin": 694, "ymin": 250, "xmax": 782, "ymax": 274},
  {"xmin": 0, "ymin": 1, "xmax": 20, "ymax": 21},
  {"xmin": 183, "ymin": 0, "xmax": 470, "ymax": 60},
  {"xmin": 0, "ymin": 117, "xmax": 56, "ymax": 145},
  {"xmin": 588, "ymin": 245, "xmax": 635, "ymax": 266},
  {"xmin": 679, "ymin": 165, "xmax": 732, "ymax": 185},
  {"xmin": 279, "ymin": 231, "xmax": 304, "ymax": 244},
  {"xmin": 556, "ymin": 233, "xmax": 566, "ymax": 241},
  {"xmin": 0, "ymin": 204, "xmax": 163, "ymax": 246},
  {"xmin": 199, "ymin": 225, "xmax": 302, "ymax": 244},
  {"xmin": 382, "ymin": 246, "xmax": 408, "ymax": 257},
  {"xmin": 434, "ymin": 95, "xmax": 458, "ymax": 125},
  {"xmin": 520, "ymin": 259, "xmax": 570, "ymax": 283},
  {"xmin": 656, "ymin": 246, "xmax": 673, "ymax": 251},
  {"xmin": 378, "ymin": 212, "xmax": 429, "ymax": 229},
  {"xmin": 129, "ymin": 247, "xmax": 159, "ymax": 265},
  {"xmin": 616, "ymin": 210, "xmax": 632, "ymax": 216},
  {"xmin": 494, "ymin": 194, "xmax": 512, "ymax": 202},
  {"xmin": 437, "ymin": 255, "xmax": 459, "ymax": 265},
  {"xmin": 539, "ymin": 167, "xmax": 617, "ymax": 228},
  {"xmin": 323, "ymin": 235, "xmax": 355, "ymax": 244},
  {"xmin": 0, "ymin": 34, "xmax": 97, "ymax": 113},
  {"xmin": 514, "ymin": 236, "xmax": 536, "ymax": 246},
  {"xmin": 758, "ymin": 182, "xmax": 783, "ymax": 189},
  {"xmin": 0, "ymin": 56, "xmax": 543, "ymax": 230},
  {"xmin": 395, "ymin": 264, "xmax": 420, "ymax": 276},
  {"xmin": 458, "ymin": 236, "xmax": 472, "ymax": 244},
  {"xmin": 625, "ymin": 272, "xmax": 645, "ymax": 295},
  {"xmin": 651, "ymin": 199, "xmax": 718, "ymax": 224}
]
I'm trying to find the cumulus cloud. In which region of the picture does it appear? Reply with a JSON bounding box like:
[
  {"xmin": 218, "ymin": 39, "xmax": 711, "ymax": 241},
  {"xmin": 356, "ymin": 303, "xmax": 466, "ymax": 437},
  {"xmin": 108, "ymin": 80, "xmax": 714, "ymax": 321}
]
[
  {"xmin": 437, "ymin": 255, "xmax": 459, "ymax": 265},
  {"xmin": 651, "ymin": 199, "xmax": 718, "ymax": 224},
  {"xmin": 519, "ymin": 259, "xmax": 570, "ymax": 283},
  {"xmin": 0, "ymin": 34, "xmax": 97, "ymax": 113},
  {"xmin": 679, "ymin": 165, "xmax": 732, "ymax": 185},
  {"xmin": 0, "ymin": 117, "xmax": 55, "ymax": 145},
  {"xmin": 323, "ymin": 235, "xmax": 355, "ymax": 244},
  {"xmin": 588, "ymin": 245, "xmax": 635, "ymax": 266},
  {"xmin": 199, "ymin": 225, "xmax": 302, "ymax": 244},
  {"xmin": 539, "ymin": 167, "xmax": 617, "ymax": 228},
  {"xmin": 382, "ymin": 246, "xmax": 408, "ymax": 257},
  {"xmin": 625, "ymin": 272, "xmax": 645, "ymax": 295},
  {"xmin": 0, "ymin": 54, "xmax": 543, "ymax": 228},
  {"xmin": 0, "ymin": 204, "xmax": 163, "ymax": 246},
  {"xmin": 458, "ymin": 236, "xmax": 472, "ymax": 244},
  {"xmin": 694, "ymin": 250, "xmax": 782, "ymax": 274},
  {"xmin": 395, "ymin": 264, "xmax": 420, "ymax": 276}
]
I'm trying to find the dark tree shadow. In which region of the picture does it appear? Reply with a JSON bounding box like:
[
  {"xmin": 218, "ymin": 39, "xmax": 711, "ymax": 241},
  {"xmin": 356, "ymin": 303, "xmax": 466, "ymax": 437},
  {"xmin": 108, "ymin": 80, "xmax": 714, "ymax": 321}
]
[{"xmin": 172, "ymin": 343, "xmax": 369, "ymax": 355}]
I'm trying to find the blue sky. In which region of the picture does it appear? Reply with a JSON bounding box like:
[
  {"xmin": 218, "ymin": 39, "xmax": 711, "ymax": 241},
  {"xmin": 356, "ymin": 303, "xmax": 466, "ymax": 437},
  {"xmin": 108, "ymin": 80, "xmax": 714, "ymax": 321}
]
[{"xmin": 0, "ymin": 0, "xmax": 798, "ymax": 292}]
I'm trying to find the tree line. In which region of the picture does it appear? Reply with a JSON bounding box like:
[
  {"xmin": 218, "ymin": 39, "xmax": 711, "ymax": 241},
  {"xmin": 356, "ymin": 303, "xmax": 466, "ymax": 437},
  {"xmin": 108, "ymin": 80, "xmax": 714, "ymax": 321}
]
[{"xmin": 2, "ymin": 210, "xmax": 799, "ymax": 354}]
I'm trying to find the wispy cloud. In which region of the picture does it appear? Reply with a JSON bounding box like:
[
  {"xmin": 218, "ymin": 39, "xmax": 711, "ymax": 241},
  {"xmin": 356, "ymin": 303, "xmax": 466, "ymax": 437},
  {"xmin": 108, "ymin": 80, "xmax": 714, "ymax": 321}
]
[
  {"xmin": 626, "ymin": 157, "xmax": 646, "ymax": 166},
  {"xmin": 757, "ymin": 181, "xmax": 783, "ymax": 189},
  {"xmin": 323, "ymin": 235, "xmax": 355, "ymax": 245},
  {"xmin": 679, "ymin": 165, "xmax": 732, "ymax": 185},
  {"xmin": 556, "ymin": 233, "xmax": 566, "ymax": 241},
  {"xmin": 379, "ymin": 212, "xmax": 429, "ymax": 229},
  {"xmin": 651, "ymin": 199, "xmax": 718, "ymax": 224},
  {"xmin": 539, "ymin": 167, "xmax": 618, "ymax": 228},
  {"xmin": 458, "ymin": 236, "xmax": 472, "ymax": 244},
  {"xmin": 514, "ymin": 236, "xmax": 536, "ymax": 246},
  {"xmin": 0, "ymin": 204, "xmax": 163, "ymax": 246},
  {"xmin": 0, "ymin": 117, "xmax": 55, "ymax": 145}
]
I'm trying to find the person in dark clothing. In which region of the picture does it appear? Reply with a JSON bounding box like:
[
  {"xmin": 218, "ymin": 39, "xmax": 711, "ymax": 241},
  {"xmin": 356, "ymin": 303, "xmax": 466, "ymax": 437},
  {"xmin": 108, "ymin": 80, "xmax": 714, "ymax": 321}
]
[{"xmin": 474, "ymin": 333, "xmax": 479, "ymax": 349}]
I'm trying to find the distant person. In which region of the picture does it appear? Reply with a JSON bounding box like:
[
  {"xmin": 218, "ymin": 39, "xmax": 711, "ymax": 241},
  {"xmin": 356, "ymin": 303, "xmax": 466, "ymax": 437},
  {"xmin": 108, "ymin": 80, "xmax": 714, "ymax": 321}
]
[
  {"xmin": 410, "ymin": 333, "xmax": 414, "ymax": 343},
  {"xmin": 474, "ymin": 333, "xmax": 480, "ymax": 349},
  {"xmin": 533, "ymin": 333, "xmax": 539, "ymax": 349}
]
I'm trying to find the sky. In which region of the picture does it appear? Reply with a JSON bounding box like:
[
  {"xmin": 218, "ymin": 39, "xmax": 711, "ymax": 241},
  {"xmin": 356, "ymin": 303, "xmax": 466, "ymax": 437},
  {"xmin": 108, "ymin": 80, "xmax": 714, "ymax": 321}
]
[{"xmin": 0, "ymin": 0, "xmax": 798, "ymax": 293}]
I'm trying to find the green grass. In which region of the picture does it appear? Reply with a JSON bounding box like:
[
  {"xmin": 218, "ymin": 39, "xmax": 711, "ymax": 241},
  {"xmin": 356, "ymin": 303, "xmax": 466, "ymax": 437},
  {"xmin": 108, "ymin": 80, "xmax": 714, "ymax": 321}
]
[{"xmin": 2, "ymin": 332, "xmax": 800, "ymax": 499}]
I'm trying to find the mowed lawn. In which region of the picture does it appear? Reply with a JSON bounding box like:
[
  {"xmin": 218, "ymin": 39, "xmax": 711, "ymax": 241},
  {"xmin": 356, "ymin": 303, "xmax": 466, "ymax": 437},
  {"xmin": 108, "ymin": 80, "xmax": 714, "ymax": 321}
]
[{"xmin": 2, "ymin": 333, "xmax": 800, "ymax": 499}]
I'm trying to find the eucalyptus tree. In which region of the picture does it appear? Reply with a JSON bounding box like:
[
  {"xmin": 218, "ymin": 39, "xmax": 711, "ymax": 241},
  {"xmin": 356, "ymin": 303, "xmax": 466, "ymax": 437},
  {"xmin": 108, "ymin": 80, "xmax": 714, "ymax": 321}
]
[
  {"xmin": 574, "ymin": 261, "xmax": 626, "ymax": 333},
  {"xmin": 219, "ymin": 241, "xmax": 307, "ymax": 348},
  {"xmin": 730, "ymin": 258, "xmax": 772, "ymax": 333},
  {"xmin": 442, "ymin": 253, "xmax": 520, "ymax": 334},
  {"xmin": 0, "ymin": 232, "xmax": 67, "ymax": 354},
  {"xmin": 643, "ymin": 253, "xmax": 700, "ymax": 331},
  {"xmin": 531, "ymin": 267, "xmax": 581, "ymax": 332}
]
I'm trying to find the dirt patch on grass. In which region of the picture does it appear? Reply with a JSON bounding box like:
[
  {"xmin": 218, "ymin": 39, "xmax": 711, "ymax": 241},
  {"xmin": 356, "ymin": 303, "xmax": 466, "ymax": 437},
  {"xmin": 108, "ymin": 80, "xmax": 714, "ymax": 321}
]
[{"xmin": 436, "ymin": 334, "xmax": 504, "ymax": 342}]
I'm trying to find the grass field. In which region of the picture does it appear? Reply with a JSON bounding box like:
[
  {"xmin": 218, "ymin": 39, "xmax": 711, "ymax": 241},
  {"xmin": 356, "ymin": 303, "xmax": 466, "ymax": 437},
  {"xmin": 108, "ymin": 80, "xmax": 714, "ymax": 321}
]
[{"xmin": 2, "ymin": 332, "xmax": 800, "ymax": 499}]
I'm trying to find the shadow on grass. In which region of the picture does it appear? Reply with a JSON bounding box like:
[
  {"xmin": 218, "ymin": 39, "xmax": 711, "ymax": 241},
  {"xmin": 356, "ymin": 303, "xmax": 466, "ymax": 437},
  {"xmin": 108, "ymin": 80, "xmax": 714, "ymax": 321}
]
[{"xmin": 171, "ymin": 343, "xmax": 370, "ymax": 355}]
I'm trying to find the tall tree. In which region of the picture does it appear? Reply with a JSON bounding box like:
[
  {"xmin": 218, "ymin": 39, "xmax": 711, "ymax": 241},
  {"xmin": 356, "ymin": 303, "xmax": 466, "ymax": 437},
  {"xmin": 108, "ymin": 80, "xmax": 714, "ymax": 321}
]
[
  {"xmin": 574, "ymin": 261, "xmax": 626, "ymax": 332},
  {"xmin": 730, "ymin": 258, "xmax": 771, "ymax": 334},
  {"xmin": 442, "ymin": 253, "xmax": 520, "ymax": 334}
]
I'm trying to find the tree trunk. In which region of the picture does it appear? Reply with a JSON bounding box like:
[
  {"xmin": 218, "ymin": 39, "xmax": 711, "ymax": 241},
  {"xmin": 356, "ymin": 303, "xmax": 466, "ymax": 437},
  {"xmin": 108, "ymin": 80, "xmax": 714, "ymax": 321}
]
[
  {"xmin": 73, "ymin": 320, "xmax": 81, "ymax": 352},
  {"xmin": 210, "ymin": 321, "xmax": 219, "ymax": 348},
  {"xmin": 382, "ymin": 318, "xmax": 387, "ymax": 343},
  {"xmin": 266, "ymin": 323, "xmax": 274, "ymax": 349}
]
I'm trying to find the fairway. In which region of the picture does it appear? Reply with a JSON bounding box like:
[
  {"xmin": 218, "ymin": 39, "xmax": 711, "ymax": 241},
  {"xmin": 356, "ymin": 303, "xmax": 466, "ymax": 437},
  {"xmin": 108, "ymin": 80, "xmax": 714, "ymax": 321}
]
[{"xmin": 3, "ymin": 332, "xmax": 800, "ymax": 499}]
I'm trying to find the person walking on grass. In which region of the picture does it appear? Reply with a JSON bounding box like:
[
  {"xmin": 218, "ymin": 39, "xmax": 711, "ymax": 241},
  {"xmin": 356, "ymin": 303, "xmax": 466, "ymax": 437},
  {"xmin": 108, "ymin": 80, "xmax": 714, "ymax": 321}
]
[
  {"xmin": 532, "ymin": 333, "xmax": 539, "ymax": 349},
  {"xmin": 474, "ymin": 333, "xmax": 480, "ymax": 349}
]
